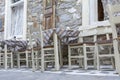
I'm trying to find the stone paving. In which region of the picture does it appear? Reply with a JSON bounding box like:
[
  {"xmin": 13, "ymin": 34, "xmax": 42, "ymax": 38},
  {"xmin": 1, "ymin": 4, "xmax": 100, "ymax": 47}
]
[{"xmin": 0, "ymin": 68, "xmax": 120, "ymax": 80}]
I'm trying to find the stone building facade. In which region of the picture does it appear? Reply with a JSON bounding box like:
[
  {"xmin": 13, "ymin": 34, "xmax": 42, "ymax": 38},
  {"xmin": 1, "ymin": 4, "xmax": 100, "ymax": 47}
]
[
  {"xmin": 27, "ymin": 0, "xmax": 82, "ymax": 30},
  {"xmin": 1, "ymin": 0, "xmax": 120, "ymax": 38},
  {"xmin": 102, "ymin": 0, "xmax": 120, "ymax": 20},
  {"xmin": 27, "ymin": 0, "xmax": 120, "ymax": 30}
]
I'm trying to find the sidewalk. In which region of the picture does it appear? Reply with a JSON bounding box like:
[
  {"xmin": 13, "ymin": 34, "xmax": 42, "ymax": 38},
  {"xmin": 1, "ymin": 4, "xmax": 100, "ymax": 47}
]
[{"xmin": 0, "ymin": 69, "xmax": 119, "ymax": 80}]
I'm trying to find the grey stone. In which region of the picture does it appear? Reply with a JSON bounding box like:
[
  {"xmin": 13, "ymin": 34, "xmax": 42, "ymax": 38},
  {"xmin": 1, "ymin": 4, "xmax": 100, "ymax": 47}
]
[
  {"xmin": 68, "ymin": 8, "xmax": 77, "ymax": 13},
  {"xmin": 76, "ymin": 0, "xmax": 82, "ymax": 5},
  {"xmin": 63, "ymin": 0, "xmax": 76, "ymax": 2},
  {"xmin": 59, "ymin": 3, "xmax": 74, "ymax": 9},
  {"xmin": 60, "ymin": 14, "xmax": 72, "ymax": 22},
  {"xmin": 73, "ymin": 13, "xmax": 81, "ymax": 19}
]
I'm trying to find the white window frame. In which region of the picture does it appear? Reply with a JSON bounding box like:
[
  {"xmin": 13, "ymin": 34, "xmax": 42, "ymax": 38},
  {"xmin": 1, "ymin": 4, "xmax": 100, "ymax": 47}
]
[{"xmin": 5, "ymin": 0, "xmax": 27, "ymax": 40}]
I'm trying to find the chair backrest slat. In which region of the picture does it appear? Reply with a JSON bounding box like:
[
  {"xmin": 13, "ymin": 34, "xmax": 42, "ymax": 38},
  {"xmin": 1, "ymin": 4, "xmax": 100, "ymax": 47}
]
[
  {"xmin": 107, "ymin": 4, "xmax": 120, "ymax": 24},
  {"xmin": 28, "ymin": 22, "xmax": 41, "ymax": 40}
]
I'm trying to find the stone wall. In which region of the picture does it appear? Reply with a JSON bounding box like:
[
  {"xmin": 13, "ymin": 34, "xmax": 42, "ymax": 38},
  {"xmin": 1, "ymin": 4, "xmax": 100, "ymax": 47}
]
[
  {"xmin": 0, "ymin": 0, "xmax": 4, "ymax": 18},
  {"xmin": 27, "ymin": 0, "xmax": 82, "ymax": 30},
  {"xmin": 27, "ymin": 0, "xmax": 43, "ymax": 29},
  {"xmin": 27, "ymin": 0, "xmax": 120, "ymax": 29},
  {"xmin": 1, "ymin": 0, "xmax": 120, "ymax": 30},
  {"xmin": 0, "ymin": 0, "xmax": 4, "ymax": 40},
  {"xmin": 56, "ymin": 0, "xmax": 82, "ymax": 29}
]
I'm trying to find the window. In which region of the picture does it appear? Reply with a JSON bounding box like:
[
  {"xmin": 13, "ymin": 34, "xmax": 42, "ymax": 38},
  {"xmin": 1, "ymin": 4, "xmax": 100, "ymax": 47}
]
[
  {"xmin": 12, "ymin": 0, "xmax": 20, "ymax": 3},
  {"xmin": 98, "ymin": 0, "xmax": 104, "ymax": 21},
  {"xmin": 10, "ymin": 5, "xmax": 23, "ymax": 37},
  {"xmin": 5, "ymin": 0, "xmax": 26, "ymax": 39}
]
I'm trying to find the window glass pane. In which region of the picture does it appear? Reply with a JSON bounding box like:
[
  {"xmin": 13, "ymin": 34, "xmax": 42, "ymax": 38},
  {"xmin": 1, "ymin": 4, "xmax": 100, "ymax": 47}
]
[
  {"xmin": 12, "ymin": 0, "xmax": 20, "ymax": 3},
  {"xmin": 10, "ymin": 5, "xmax": 23, "ymax": 37}
]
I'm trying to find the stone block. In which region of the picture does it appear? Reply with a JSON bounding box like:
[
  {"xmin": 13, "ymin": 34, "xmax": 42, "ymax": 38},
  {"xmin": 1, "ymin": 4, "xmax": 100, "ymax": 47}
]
[{"xmin": 60, "ymin": 14, "xmax": 72, "ymax": 22}]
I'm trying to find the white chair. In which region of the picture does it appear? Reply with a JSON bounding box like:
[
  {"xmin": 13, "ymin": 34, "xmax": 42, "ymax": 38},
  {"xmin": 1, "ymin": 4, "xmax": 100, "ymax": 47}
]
[
  {"xmin": 68, "ymin": 28, "xmax": 96, "ymax": 70},
  {"xmin": 95, "ymin": 31, "xmax": 115, "ymax": 70},
  {"xmin": 0, "ymin": 43, "xmax": 13, "ymax": 69},
  {"xmin": 107, "ymin": 4, "xmax": 120, "ymax": 74},
  {"xmin": 0, "ymin": 30, "xmax": 14, "ymax": 69},
  {"xmin": 29, "ymin": 23, "xmax": 59, "ymax": 71}
]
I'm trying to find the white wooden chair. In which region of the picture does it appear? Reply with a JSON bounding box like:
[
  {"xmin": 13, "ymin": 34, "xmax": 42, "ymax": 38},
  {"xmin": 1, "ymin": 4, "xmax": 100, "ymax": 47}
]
[
  {"xmin": 29, "ymin": 23, "xmax": 59, "ymax": 71},
  {"xmin": 107, "ymin": 4, "xmax": 120, "ymax": 74},
  {"xmin": 15, "ymin": 49, "xmax": 32, "ymax": 69},
  {"xmin": 0, "ymin": 45, "xmax": 13, "ymax": 69},
  {"xmin": 95, "ymin": 27, "xmax": 115, "ymax": 70},
  {"xmin": 68, "ymin": 27, "xmax": 96, "ymax": 70},
  {"xmin": 0, "ymin": 31, "xmax": 13, "ymax": 69},
  {"xmin": 6, "ymin": 35, "xmax": 32, "ymax": 69}
]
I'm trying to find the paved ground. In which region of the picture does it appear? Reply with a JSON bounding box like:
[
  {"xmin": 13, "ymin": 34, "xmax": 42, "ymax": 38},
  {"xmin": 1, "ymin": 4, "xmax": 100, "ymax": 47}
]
[{"xmin": 0, "ymin": 70, "xmax": 120, "ymax": 80}]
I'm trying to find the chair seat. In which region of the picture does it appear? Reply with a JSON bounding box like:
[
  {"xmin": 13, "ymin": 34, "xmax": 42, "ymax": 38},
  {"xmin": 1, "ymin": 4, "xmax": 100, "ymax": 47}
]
[
  {"xmin": 96, "ymin": 40, "xmax": 113, "ymax": 44},
  {"xmin": 19, "ymin": 45, "xmax": 54, "ymax": 52},
  {"xmin": 69, "ymin": 42, "xmax": 95, "ymax": 46}
]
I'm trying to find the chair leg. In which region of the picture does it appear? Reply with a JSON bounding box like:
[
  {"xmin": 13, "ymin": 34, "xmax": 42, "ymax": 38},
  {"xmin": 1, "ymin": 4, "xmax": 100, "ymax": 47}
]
[
  {"xmin": 4, "ymin": 44, "xmax": 7, "ymax": 69},
  {"xmin": 109, "ymin": 47, "xmax": 115, "ymax": 69},
  {"xmin": 17, "ymin": 53, "xmax": 20, "ymax": 69},
  {"xmin": 68, "ymin": 46, "xmax": 72, "ymax": 69},
  {"xmin": 113, "ymin": 40, "xmax": 120, "ymax": 75},
  {"xmin": 11, "ymin": 52, "xmax": 13, "ymax": 68},
  {"xmin": 54, "ymin": 33, "xmax": 60, "ymax": 71},
  {"xmin": 35, "ymin": 51, "xmax": 39, "ymax": 70},
  {"xmin": 78, "ymin": 58, "xmax": 83, "ymax": 68},
  {"xmin": 26, "ymin": 51, "xmax": 29, "ymax": 68},
  {"xmin": 111, "ymin": 57, "xmax": 115, "ymax": 69},
  {"xmin": 41, "ymin": 49, "xmax": 45, "ymax": 72},
  {"xmin": 83, "ymin": 44, "xmax": 87, "ymax": 70},
  {"xmin": 93, "ymin": 47, "xmax": 97, "ymax": 69},
  {"xmin": 58, "ymin": 40, "xmax": 63, "ymax": 67},
  {"xmin": 31, "ymin": 49, "xmax": 35, "ymax": 71},
  {"xmin": 95, "ymin": 43, "xmax": 100, "ymax": 70}
]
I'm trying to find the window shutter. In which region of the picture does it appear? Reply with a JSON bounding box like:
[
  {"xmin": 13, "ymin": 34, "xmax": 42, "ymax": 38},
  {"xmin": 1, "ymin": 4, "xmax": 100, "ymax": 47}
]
[{"xmin": 43, "ymin": 0, "xmax": 55, "ymax": 30}]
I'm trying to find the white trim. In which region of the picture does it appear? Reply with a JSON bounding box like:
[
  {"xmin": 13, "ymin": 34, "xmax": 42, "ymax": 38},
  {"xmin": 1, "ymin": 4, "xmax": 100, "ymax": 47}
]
[
  {"xmin": 11, "ymin": 0, "xmax": 24, "ymax": 7},
  {"xmin": 89, "ymin": 0, "xmax": 98, "ymax": 24},
  {"xmin": 4, "ymin": 0, "xmax": 11, "ymax": 40},
  {"xmin": 23, "ymin": 0, "xmax": 27, "ymax": 40},
  {"xmin": 5, "ymin": 0, "xmax": 27, "ymax": 40},
  {"xmin": 82, "ymin": 0, "xmax": 90, "ymax": 26}
]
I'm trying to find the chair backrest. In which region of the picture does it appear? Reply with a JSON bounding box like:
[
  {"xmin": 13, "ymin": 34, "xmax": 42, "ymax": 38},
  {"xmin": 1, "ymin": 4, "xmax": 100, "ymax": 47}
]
[
  {"xmin": 28, "ymin": 22, "xmax": 43, "ymax": 48},
  {"xmin": 28, "ymin": 22, "xmax": 54, "ymax": 47},
  {"xmin": 79, "ymin": 22, "xmax": 114, "ymax": 43},
  {"xmin": 97, "ymin": 33, "xmax": 112, "ymax": 41},
  {"xmin": 107, "ymin": 4, "xmax": 120, "ymax": 38},
  {"xmin": 28, "ymin": 22, "xmax": 41, "ymax": 40},
  {"xmin": 107, "ymin": 4, "xmax": 120, "ymax": 24}
]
